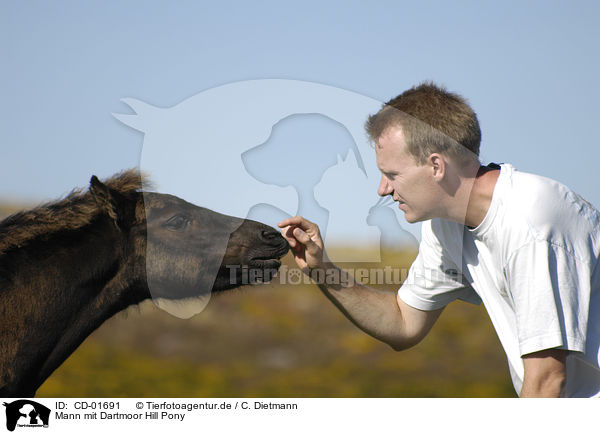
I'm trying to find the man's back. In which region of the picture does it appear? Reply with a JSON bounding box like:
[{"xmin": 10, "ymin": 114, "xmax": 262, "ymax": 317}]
[{"xmin": 400, "ymin": 163, "xmax": 600, "ymax": 396}]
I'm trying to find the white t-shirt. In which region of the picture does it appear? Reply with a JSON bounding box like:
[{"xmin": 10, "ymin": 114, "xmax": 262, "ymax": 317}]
[{"xmin": 398, "ymin": 163, "xmax": 600, "ymax": 397}]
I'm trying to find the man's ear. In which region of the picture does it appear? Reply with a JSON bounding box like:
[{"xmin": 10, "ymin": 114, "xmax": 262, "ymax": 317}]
[
  {"xmin": 429, "ymin": 153, "xmax": 446, "ymax": 180},
  {"xmin": 89, "ymin": 175, "xmax": 126, "ymax": 227}
]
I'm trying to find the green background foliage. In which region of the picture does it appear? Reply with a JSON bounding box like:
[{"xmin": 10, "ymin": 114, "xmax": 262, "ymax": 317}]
[
  {"xmin": 36, "ymin": 252, "xmax": 515, "ymax": 398},
  {"xmin": 1, "ymin": 203, "xmax": 514, "ymax": 397}
]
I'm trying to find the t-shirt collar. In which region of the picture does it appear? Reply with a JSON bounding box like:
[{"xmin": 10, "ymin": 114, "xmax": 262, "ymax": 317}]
[{"xmin": 468, "ymin": 162, "xmax": 508, "ymax": 238}]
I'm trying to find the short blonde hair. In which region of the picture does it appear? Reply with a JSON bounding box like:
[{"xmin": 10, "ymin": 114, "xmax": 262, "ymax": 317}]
[{"xmin": 365, "ymin": 82, "xmax": 481, "ymax": 166}]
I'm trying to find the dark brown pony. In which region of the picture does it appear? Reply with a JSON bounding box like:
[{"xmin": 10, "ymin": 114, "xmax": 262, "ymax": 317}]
[{"xmin": 0, "ymin": 170, "xmax": 289, "ymax": 397}]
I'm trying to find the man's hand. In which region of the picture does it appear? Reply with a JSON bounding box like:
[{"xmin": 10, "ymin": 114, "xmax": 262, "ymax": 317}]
[
  {"xmin": 520, "ymin": 349, "xmax": 568, "ymax": 397},
  {"xmin": 277, "ymin": 216, "xmax": 443, "ymax": 352},
  {"xmin": 278, "ymin": 216, "xmax": 329, "ymax": 273}
]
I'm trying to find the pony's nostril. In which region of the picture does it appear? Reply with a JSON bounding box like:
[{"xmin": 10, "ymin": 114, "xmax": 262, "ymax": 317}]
[{"xmin": 261, "ymin": 229, "xmax": 279, "ymax": 240}]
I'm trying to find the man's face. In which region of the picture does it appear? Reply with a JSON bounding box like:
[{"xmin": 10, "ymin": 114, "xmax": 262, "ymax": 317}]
[{"xmin": 375, "ymin": 127, "xmax": 441, "ymax": 223}]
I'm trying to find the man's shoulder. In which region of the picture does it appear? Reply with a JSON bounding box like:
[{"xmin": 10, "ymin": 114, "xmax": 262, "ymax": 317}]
[
  {"xmin": 425, "ymin": 218, "xmax": 465, "ymax": 248},
  {"xmin": 500, "ymin": 165, "xmax": 600, "ymax": 241},
  {"xmin": 503, "ymin": 164, "xmax": 567, "ymax": 201}
]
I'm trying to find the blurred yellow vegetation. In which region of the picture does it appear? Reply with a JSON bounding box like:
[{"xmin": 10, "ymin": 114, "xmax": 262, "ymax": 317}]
[
  {"xmin": 35, "ymin": 249, "xmax": 515, "ymax": 398},
  {"xmin": 2, "ymin": 201, "xmax": 513, "ymax": 397}
]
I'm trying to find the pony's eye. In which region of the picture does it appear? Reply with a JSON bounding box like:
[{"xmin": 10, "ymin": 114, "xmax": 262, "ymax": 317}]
[{"xmin": 163, "ymin": 215, "xmax": 189, "ymax": 230}]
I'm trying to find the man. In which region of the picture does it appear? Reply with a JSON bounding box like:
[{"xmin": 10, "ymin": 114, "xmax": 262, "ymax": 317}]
[{"xmin": 278, "ymin": 82, "xmax": 600, "ymax": 397}]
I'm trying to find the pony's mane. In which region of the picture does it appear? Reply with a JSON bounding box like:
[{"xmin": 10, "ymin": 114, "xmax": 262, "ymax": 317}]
[{"xmin": 0, "ymin": 169, "xmax": 149, "ymax": 253}]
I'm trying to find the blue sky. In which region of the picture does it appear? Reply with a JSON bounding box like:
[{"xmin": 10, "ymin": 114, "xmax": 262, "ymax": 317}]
[{"xmin": 1, "ymin": 1, "xmax": 599, "ymax": 240}]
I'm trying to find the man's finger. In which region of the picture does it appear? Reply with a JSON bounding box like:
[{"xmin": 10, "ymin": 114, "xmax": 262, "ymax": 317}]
[
  {"xmin": 278, "ymin": 216, "xmax": 303, "ymax": 228},
  {"xmin": 280, "ymin": 225, "xmax": 297, "ymax": 247},
  {"xmin": 293, "ymin": 227, "xmax": 320, "ymax": 255},
  {"xmin": 278, "ymin": 215, "xmax": 317, "ymax": 232}
]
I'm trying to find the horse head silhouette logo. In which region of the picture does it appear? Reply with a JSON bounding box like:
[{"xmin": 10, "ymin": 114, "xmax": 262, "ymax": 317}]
[
  {"xmin": 113, "ymin": 79, "xmax": 421, "ymax": 316},
  {"xmin": 3, "ymin": 400, "xmax": 50, "ymax": 431}
]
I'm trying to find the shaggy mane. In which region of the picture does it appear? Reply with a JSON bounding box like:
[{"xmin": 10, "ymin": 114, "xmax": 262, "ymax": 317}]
[{"xmin": 0, "ymin": 169, "xmax": 149, "ymax": 253}]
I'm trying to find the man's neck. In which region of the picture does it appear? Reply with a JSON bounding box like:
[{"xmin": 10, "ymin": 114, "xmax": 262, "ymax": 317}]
[{"xmin": 463, "ymin": 164, "xmax": 501, "ymax": 228}]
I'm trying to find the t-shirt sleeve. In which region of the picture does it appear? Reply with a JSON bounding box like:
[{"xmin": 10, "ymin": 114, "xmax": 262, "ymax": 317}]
[
  {"xmin": 398, "ymin": 220, "xmax": 481, "ymax": 311},
  {"xmin": 505, "ymin": 241, "xmax": 590, "ymax": 356}
]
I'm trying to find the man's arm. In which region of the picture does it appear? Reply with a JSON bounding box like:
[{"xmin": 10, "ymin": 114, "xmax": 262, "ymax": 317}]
[
  {"xmin": 315, "ymin": 263, "xmax": 443, "ymax": 350},
  {"xmin": 520, "ymin": 349, "xmax": 568, "ymax": 397},
  {"xmin": 278, "ymin": 216, "xmax": 443, "ymax": 351}
]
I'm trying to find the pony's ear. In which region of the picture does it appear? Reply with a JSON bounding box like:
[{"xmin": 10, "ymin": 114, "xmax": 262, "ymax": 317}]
[{"xmin": 90, "ymin": 175, "xmax": 125, "ymax": 226}]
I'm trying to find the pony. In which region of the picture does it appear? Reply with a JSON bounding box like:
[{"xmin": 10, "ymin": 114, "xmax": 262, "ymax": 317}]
[{"xmin": 0, "ymin": 169, "xmax": 289, "ymax": 396}]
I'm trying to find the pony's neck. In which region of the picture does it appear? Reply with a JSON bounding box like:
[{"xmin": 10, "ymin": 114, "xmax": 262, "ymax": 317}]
[{"xmin": 0, "ymin": 218, "xmax": 144, "ymax": 396}]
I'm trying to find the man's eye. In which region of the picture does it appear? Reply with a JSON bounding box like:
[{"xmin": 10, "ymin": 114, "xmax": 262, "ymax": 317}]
[{"xmin": 163, "ymin": 215, "xmax": 189, "ymax": 230}]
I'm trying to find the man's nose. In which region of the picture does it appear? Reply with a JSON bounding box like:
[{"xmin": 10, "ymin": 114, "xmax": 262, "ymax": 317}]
[{"xmin": 377, "ymin": 176, "xmax": 392, "ymax": 196}]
